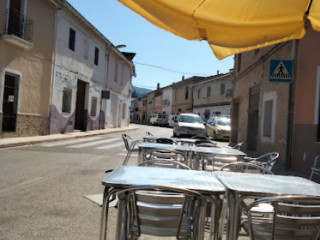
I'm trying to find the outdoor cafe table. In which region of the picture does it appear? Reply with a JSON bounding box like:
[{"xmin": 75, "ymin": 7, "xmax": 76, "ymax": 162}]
[
  {"xmin": 99, "ymin": 166, "xmax": 226, "ymax": 240},
  {"xmin": 137, "ymin": 142, "xmax": 246, "ymax": 169},
  {"xmin": 215, "ymin": 171, "xmax": 320, "ymax": 240}
]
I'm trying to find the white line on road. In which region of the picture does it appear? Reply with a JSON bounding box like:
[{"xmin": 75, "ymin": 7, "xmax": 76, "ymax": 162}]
[
  {"xmin": 41, "ymin": 136, "xmax": 103, "ymax": 147},
  {"xmin": 0, "ymin": 177, "xmax": 44, "ymax": 194},
  {"xmin": 95, "ymin": 142, "xmax": 124, "ymax": 150},
  {"xmin": 67, "ymin": 138, "xmax": 121, "ymax": 148}
]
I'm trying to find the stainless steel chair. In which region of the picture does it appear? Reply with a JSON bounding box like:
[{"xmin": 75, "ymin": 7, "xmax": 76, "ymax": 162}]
[
  {"xmin": 245, "ymin": 195, "xmax": 320, "ymax": 240},
  {"xmin": 146, "ymin": 131, "xmax": 153, "ymax": 136},
  {"xmin": 219, "ymin": 162, "xmax": 274, "ymax": 175},
  {"xmin": 122, "ymin": 134, "xmax": 142, "ymax": 165},
  {"xmin": 310, "ymin": 155, "xmax": 320, "ymax": 181},
  {"xmin": 139, "ymin": 159, "xmax": 190, "ymax": 170},
  {"xmin": 156, "ymin": 137, "xmax": 178, "ymax": 145},
  {"xmin": 195, "ymin": 140, "xmax": 218, "ymax": 147},
  {"xmin": 225, "ymin": 142, "xmax": 244, "ymax": 150},
  {"xmin": 145, "ymin": 149, "xmax": 188, "ymax": 167},
  {"xmin": 115, "ymin": 186, "xmax": 216, "ymax": 240},
  {"xmin": 243, "ymin": 152, "xmax": 279, "ymax": 172}
]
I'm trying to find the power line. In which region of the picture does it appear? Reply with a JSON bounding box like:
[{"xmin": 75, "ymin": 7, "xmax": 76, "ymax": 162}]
[{"xmin": 133, "ymin": 61, "xmax": 211, "ymax": 76}]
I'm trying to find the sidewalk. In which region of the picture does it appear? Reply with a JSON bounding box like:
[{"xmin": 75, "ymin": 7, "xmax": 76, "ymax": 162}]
[{"xmin": 0, "ymin": 125, "xmax": 140, "ymax": 149}]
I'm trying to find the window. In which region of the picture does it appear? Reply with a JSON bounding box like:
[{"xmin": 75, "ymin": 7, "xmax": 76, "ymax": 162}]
[
  {"xmin": 220, "ymin": 83, "xmax": 225, "ymax": 95},
  {"xmin": 263, "ymin": 100, "xmax": 273, "ymax": 137},
  {"xmin": 62, "ymin": 88, "xmax": 72, "ymax": 113},
  {"xmin": 94, "ymin": 47, "xmax": 99, "ymax": 65},
  {"xmin": 198, "ymin": 88, "xmax": 201, "ymax": 98},
  {"xmin": 185, "ymin": 87, "xmax": 189, "ymax": 99},
  {"xmin": 90, "ymin": 97, "xmax": 97, "ymax": 116},
  {"xmin": 69, "ymin": 28, "xmax": 76, "ymax": 51},
  {"xmin": 83, "ymin": 39, "xmax": 88, "ymax": 59},
  {"xmin": 207, "ymin": 86, "xmax": 211, "ymax": 97}
]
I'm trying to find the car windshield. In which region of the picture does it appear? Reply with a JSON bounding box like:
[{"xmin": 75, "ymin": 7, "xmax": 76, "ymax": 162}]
[
  {"xmin": 179, "ymin": 115, "xmax": 203, "ymax": 123},
  {"xmin": 217, "ymin": 118, "xmax": 231, "ymax": 126}
]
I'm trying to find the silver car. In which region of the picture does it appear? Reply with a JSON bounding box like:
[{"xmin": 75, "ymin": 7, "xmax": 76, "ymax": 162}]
[{"xmin": 173, "ymin": 113, "xmax": 206, "ymax": 138}]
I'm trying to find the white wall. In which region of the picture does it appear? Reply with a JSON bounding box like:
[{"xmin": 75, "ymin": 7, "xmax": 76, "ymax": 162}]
[{"xmin": 162, "ymin": 87, "xmax": 172, "ymax": 115}]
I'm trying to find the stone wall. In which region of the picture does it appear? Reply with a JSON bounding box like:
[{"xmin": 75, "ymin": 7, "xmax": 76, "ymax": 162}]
[{"xmin": 0, "ymin": 114, "xmax": 48, "ymax": 138}]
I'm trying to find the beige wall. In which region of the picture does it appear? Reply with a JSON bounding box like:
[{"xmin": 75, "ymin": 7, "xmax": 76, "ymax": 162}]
[
  {"xmin": 0, "ymin": 0, "xmax": 56, "ymax": 136},
  {"xmin": 233, "ymin": 43, "xmax": 292, "ymax": 164}
]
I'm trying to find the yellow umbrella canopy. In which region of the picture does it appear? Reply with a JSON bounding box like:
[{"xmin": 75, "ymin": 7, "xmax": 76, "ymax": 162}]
[{"xmin": 118, "ymin": 0, "xmax": 320, "ymax": 59}]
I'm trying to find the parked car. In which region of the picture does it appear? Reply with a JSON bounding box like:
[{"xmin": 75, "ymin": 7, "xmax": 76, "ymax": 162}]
[
  {"xmin": 173, "ymin": 113, "xmax": 206, "ymax": 138},
  {"xmin": 206, "ymin": 115, "xmax": 231, "ymax": 140},
  {"xmin": 149, "ymin": 113, "xmax": 168, "ymax": 126},
  {"xmin": 168, "ymin": 114, "xmax": 177, "ymax": 127}
]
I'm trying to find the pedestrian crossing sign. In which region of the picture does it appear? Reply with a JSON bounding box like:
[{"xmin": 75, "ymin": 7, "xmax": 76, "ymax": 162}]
[{"xmin": 269, "ymin": 60, "xmax": 292, "ymax": 82}]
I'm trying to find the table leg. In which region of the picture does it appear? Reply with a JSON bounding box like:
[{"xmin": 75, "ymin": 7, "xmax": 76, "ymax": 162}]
[{"xmin": 99, "ymin": 187, "xmax": 111, "ymax": 240}]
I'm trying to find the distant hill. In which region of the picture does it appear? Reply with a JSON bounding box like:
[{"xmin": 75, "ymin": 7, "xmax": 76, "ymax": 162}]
[{"xmin": 131, "ymin": 86, "xmax": 152, "ymax": 98}]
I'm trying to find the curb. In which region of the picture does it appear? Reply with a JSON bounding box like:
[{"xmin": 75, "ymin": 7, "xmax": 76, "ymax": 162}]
[{"xmin": 0, "ymin": 127, "xmax": 140, "ymax": 149}]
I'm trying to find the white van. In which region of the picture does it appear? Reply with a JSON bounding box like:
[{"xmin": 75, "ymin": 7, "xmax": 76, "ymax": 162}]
[
  {"xmin": 149, "ymin": 113, "xmax": 168, "ymax": 126},
  {"xmin": 168, "ymin": 114, "xmax": 177, "ymax": 127}
]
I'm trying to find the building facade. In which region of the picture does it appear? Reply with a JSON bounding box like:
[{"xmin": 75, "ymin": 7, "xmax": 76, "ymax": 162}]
[
  {"xmin": 162, "ymin": 85, "xmax": 173, "ymax": 116},
  {"xmin": 0, "ymin": 0, "xmax": 57, "ymax": 137},
  {"xmin": 172, "ymin": 76, "xmax": 206, "ymax": 115},
  {"xmin": 231, "ymin": 43, "xmax": 293, "ymax": 165},
  {"xmin": 193, "ymin": 72, "xmax": 233, "ymax": 121},
  {"xmin": 49, "ymin": 1, "xmax": 134, "ymax": 134}
]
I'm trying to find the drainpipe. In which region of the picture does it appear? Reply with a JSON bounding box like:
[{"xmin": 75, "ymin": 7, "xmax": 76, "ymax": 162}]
[{"xmin": 285, "ymin": 40, "xmax": 298, "ymax": 170}]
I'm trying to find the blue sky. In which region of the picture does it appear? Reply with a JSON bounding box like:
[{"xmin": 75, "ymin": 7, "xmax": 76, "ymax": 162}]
[{"xmin": 67, "ymin": 0, "xmax": 234, "ymax": 90}]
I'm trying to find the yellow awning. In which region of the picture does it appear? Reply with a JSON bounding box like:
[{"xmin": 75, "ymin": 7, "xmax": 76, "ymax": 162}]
[{"xmin": 118, "ymin": 0, "xmax": 320, "ymax": 59}]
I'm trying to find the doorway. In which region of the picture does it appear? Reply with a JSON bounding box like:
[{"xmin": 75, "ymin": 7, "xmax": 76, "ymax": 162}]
[
  {"xmin": 75, "ymin": 80, "xmax": 87, "ymax": 131},
  {"xmin": 2, "ymin": 73, "xmax": 20, "ymax": 132},
  {"xmin": 247, "ymin": 86, "xmax": 260, "ymax": 151}
]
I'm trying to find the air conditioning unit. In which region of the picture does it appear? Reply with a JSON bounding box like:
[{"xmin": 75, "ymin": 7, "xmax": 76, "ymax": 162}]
[{"xmin": 225, "ymin": 89, "xmax": 232, "ymax": 97}]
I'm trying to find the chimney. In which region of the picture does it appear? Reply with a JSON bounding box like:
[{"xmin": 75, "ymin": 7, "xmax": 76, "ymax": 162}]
[
  {"xmin": 157, "ymin": 83, "xmax": 160, "ymax": 90},
  {"xmin": 182, "ymin": 75, "xmax": 185, "ymax": 81},
  {"xmin": 217, "ymin": 70, "xmax": 220, "ymax": 75}
]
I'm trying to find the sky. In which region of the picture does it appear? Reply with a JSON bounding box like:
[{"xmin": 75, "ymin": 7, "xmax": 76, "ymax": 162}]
[{"xmin": 67, "ymin": 0, "xmax": 234, "ymax": 90}]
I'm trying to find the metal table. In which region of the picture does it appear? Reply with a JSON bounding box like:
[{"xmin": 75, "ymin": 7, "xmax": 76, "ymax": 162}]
[
  {"xmin": 100, "ymin": 166, "xmax": 226, "ymax": 240},
  {"xmin": 143, "ymin": 136, "xmax": 210, "ymax": 146},
  {"xmin": 215, "ymin": 172, "xmax": 320, "ymax": 240}
]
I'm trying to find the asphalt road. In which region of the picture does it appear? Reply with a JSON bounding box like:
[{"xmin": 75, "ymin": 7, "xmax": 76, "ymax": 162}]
[{"xmin": 0, "ymin": 125, "xmax": 230, "ymax": 240}]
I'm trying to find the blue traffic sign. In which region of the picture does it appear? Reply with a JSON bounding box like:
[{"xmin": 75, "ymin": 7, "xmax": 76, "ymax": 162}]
[{"xmin": 269, "ymin": 60, "xmax": 293, "ymax": 82}]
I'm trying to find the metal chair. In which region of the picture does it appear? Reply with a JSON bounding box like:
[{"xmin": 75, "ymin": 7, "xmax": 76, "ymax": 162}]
[
  {"xmin": 243, "ymin": 152, "xmax": 279, "ymax": 172},
  {"xmin": 310, "ymin": 155, "xmax": 320, "ymax": 181},
  {"xmin": 146, "ymin": 131, "xmax": 153, "ymax": 136},
  {"xmin": 115, "ymin": 186, "xmax": 216, "ymax": 240},
  {"xmin": 245, "ymin": 195, "xmax": 320, "ymax": 240},
  {"xmin": 155, "ymin": 137, "xmax": 178, "ymax": 145},
  {"xmin": 225, "ymin": 142, "xmax": 244, "ymax": 150},
  {"xmin": 144, "ymin": 149, "xmax": 188, "ymax": 167},
  {"xmin": 191, "ymin": 136, "xmax": 208, "ymax": 139},
  {"xmin": 122, "ymin": 134, "xmax": 142, "ymax": 165},
  {"xmin": 219, "ymin": 162, "xmax": 274, "ymax": 175},
  {"xmin": 139, "ymin": 159, "xmax": 190, "ymax": 170},
  {"xmin": 195, "ymin": 140, "xmax": 217, "ymax": 147}
]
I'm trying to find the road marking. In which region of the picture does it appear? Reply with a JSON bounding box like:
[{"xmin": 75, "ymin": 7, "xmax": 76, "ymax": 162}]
[
  {"xmin": 67, "ymin": 138, "xmax": 121, "ymax": 148},
  {"xmin": 95, "ymin": 142, "xmax": 124, "ymax": 150},
  {"xmin": 0, "ymin": 177, "xmax": 43, "ymax": 194},
  {"xmin": 41, "ymin": 136, "xmax": 103, "ymax": 147}
]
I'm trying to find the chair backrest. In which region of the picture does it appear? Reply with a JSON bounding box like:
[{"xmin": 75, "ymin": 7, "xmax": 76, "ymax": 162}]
[
  {"xmin": 245, "ymin": 152, "xmax": 279, "ymax": 171},
  {"xmin": 156, "ymin": 138, "xmax": 177, "ymax": 145},
  {"xmin": 195, "ymin": 140, "xmax": 217, "ymax": 147},
  {"xmin": 232, "ymin": 142, "xmax": 243, "ymax": 150},
  {"xmin": 146, "ymin": 149, "xmax": 187, "ymax": 165},
  {"xmin": 191, "ymin": 136, "xmax": 208, "ymax": 139},
  {"xmin": 122, "ymin": 134, "xmax": 131, "ymax": 151},
  {"xmin": 146, "ymin": 131, "xmax": 153, "ymax": 136},
  {"xmin": 195, "ymin": 142, "xmax": 218, "ymax": 148},
  {"xmin": 139, "ymin": 159, "xmax": 191, "ymax": 170},
  {"xmin": 220, "ymin": 162, "xmax": 273, "ymax": 174},
  {"xmin": 310, "ymin": 155, "xmax": 320, "ymax": 181},
  {"xmin": 246, "ymin": 195, "xmax": 320, "ymax": 240},
  {"xmin": 116, "ymin": 186, "xmax": 211, "ymax": 239}
]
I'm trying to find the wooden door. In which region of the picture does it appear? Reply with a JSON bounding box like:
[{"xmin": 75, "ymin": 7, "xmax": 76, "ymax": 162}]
[{"xmin": 75, "ymin": 81, "xmax": 86, "ymax": 131}]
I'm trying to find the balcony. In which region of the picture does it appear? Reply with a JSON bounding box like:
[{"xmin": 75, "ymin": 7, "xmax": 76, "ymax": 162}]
[{"xmin": 2, "ymin": 9, "xmax": 34, "ymax": 49}]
